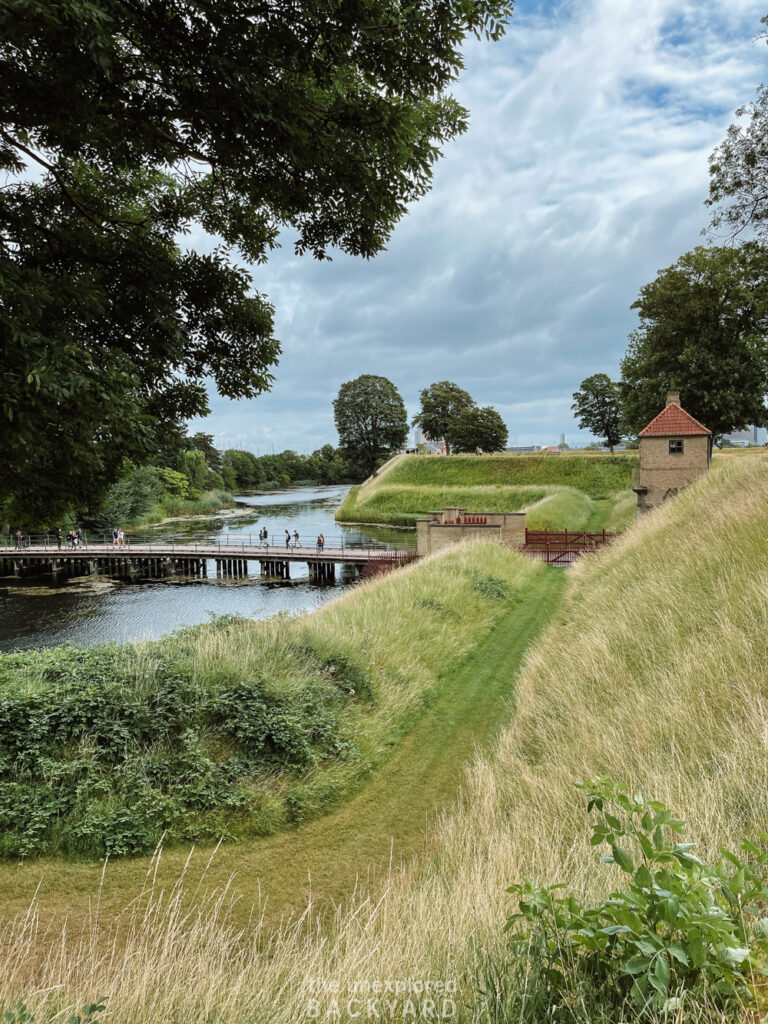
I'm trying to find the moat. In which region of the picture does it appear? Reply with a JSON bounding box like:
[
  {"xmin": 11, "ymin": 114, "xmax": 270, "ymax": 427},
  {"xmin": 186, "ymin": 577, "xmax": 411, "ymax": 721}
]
[{"xmin": 0, "ymin": 485, "xmax": 415, "ymax": 651}]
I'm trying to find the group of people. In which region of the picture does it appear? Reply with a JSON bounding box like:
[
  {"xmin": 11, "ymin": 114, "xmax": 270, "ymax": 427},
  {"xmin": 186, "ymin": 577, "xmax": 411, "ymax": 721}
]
[{"xmin": 111, "ymin": 527, "xmax": 126, "ymax": 546}]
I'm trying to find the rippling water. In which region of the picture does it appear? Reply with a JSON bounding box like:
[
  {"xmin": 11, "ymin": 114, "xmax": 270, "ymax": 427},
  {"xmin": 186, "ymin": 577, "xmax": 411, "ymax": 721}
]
[{"xmin": 0, "ymin": 485, "xmax": 414, "ymax": 651}]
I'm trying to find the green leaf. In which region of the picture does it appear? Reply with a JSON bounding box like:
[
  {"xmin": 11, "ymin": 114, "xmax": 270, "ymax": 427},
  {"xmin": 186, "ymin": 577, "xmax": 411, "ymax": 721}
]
[{"xmin": 612, "ymin": 844, "xmax": 634, "ymax": 873}]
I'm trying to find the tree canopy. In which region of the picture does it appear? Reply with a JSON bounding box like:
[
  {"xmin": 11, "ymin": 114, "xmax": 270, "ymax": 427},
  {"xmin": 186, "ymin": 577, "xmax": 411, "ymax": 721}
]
[
  {"xmin": 571, "ymin": 374, "xmax": 623, "ymax": 454},
  {"xmin": 0, "ymin": 0, "xmax": 512, "ymax": 524},
  {"xmin": 333, "ymin": 375, "xmax": 409, "ymax": 477},
  {"xmin": 707, "ymin": 21, "xmax": 768, "ymax": 243},
  {"xmin": 413, "ymin": 381, "xmax": 476, "ymax": 448},
  {"xmin": 446, "ymin": 406, "xmax": 508, "ymax": 453},
  {"xmin": 620, "ymin": 246, "xmax": 768, "ymax": 440}
]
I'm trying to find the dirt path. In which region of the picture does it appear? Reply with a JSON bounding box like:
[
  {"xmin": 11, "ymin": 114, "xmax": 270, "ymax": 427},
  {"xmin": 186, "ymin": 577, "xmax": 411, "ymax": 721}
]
[{"xmin": 0, "ymin": 571, "xmax": 564, "ymax": 936}]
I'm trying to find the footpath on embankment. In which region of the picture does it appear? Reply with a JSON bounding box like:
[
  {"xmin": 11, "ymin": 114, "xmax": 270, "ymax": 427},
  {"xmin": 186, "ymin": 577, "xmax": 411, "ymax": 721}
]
[{"xmin": 0, "ymin": 568, "xmax": 564, "ymax": 940}]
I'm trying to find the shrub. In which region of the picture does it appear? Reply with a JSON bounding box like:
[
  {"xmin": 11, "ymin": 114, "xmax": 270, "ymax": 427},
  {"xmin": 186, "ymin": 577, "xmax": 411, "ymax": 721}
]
[{"xmin": 501, "ymin": 778, "xmax": 768, "ymax": 1021}]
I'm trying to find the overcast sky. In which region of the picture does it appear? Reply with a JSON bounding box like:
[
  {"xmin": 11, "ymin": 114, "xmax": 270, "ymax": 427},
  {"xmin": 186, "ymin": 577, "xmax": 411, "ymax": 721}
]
[{"xmin": 190, "ymin": 0, "xmax": 768, "ymax": 453}]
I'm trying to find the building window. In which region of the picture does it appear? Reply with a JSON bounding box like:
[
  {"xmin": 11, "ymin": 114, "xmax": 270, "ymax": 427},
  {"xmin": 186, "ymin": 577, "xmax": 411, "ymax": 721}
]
[{"xmin": 669, "ymin": 439, "xmax": 684, "ymax": 454}]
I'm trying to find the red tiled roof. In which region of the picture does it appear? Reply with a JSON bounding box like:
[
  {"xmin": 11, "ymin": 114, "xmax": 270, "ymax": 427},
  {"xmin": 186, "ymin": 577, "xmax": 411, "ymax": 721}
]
[{"xmin": 639, "ymin": 403, "xmax": 711, "ymax": 437}]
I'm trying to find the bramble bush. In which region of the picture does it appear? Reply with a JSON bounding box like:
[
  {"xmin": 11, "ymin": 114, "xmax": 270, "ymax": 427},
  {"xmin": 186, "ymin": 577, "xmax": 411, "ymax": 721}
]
[
  {"xmin": 495, "ymin": 778, "xmax": 768, "ymax": 1022},
  {"xmin": 0, "ymin": 640, "xmax": 366, "ymax": 858}
]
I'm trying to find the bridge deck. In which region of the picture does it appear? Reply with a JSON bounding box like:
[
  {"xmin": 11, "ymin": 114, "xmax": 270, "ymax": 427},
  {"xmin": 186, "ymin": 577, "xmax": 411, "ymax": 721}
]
[{"xmin": 2, "ymin": 543, "xmax": 411, "ymax": 565}]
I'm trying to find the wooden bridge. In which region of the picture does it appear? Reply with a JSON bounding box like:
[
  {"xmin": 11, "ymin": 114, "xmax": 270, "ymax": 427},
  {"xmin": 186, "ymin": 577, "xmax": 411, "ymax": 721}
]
[{"xmin": 0, "ymin": 539, "xmax": 415, "ymax": 584}]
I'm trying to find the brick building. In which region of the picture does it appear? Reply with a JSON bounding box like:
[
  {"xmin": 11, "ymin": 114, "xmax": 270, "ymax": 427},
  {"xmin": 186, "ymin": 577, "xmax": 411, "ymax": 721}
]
[{"xmin": 632, "ymin": 391, "xmax": 712, "ymax": 515}]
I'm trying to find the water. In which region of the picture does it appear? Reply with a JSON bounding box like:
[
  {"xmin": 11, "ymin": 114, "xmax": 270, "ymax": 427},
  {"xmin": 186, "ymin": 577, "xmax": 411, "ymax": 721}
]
[{"xmin": 0, "ymin": 486, "xmax": 414, "ymax": 652}]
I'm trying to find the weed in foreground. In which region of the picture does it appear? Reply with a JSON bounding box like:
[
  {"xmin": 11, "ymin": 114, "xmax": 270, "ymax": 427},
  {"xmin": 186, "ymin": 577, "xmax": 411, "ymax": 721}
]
[{"xmin": 490, "ymin": 778, "xmax": 768, "ymax": 1022}]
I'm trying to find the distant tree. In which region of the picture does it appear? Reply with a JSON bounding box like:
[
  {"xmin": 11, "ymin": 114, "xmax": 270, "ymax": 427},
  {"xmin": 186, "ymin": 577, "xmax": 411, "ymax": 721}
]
[
  {"xmin": 571, "ymin": 374, "xmax": 623, "ymax": 454},
  {"xmin": 189, "ymin": 433, "xmax": 222, "ymax": 474},
  {"xmin": 333, "ymin": 375, "xmax": 408, "ymax": 477},
  {"xmin": 178, "ymin": 450, "xmax": 209, "ymax": 498},
  {"xmin": 446, "ymin": 406, "xmax": 508, "ymax": 453},
  {"xmin": 620, "ymin": 246, "xmax": 768, "ymax": 440},
  {"xmin": 413, "ymin": 381, "xmax": 476, "ymax": 450}
]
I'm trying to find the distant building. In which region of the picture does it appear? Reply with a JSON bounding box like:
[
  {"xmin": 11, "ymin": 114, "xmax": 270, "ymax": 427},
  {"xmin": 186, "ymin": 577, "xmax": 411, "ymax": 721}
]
[
  {"xmin": 722, "ymin": 426, "xmax": 765, "ymax": 446},
  {"xmin": 632, "ymin": 391, "xmax": 712, "ymax": 516}
]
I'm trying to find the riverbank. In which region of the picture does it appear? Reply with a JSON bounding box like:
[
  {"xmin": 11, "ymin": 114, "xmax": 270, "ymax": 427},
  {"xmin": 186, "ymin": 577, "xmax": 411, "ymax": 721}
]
[
  {"xmin": 336, "ymin": 453, "xmax": 638, "ymax": 531},
  {"xmin": 0, "ymin": 542, "xmax": 543, "ymax": 861},
  {"xmin": 124, "ymin": 488, "xmax": 236, "ymax": 528}
]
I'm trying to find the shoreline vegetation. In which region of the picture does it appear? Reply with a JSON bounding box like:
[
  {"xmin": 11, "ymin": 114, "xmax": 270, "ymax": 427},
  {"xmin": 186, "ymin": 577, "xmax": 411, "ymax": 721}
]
[
  {"xmin": 0, "ymin": 543, "xmax": 543, "ymax": 861},
  {"xmin": 1, "ymin": 457, "xmax": 765, "ymax": 1020},
  {"xmin": 336, "ymin": 452, "xmax": 639, "ymax": 532}
]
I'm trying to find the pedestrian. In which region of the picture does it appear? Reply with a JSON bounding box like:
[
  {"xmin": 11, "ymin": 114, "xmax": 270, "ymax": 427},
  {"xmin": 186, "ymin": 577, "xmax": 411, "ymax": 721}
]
[
  {"xmin": 316, "ymin": 533, "xmax": 324, "ymax": 551},
  {"xmin": 117, "ymin": 528, "xmax": 125, "ymax": 547},
  {"xmin": 293, "ymin": 530, "xmax": 299, "ymax": 548},
  {"xmin": 285, "ymin": 529, "xmax": 291, "ymax": 548},
  {"xmin": 112, "ymin": 526, "xmax": 118, "ymax": 547},
  {"xmin": 76, "ymin": 527, "xmax": 84, "ymax": 547},
  {"xmin": 56, "ymin": 527, "xmax": 63, "ymax": 550},
  {"xmin": 14, "ymin": 529, "xmax": 23, "ymax": 550},
  {"xmin": 67, "ymin": 530, "xmax": 76, "ymax": 549}
]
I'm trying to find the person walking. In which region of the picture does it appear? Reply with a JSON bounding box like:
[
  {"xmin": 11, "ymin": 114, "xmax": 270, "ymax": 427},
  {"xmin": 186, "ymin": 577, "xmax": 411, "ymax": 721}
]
[
  {"xmin": 316, "ymin": 533, "xmax": 324, "ymax": 552},
  {"xmin": 284, "ymin": 529, "xmax": 291, "ymax": 548},
  {"xmin": 56, "ymin": 527, "xmax": 63, "ymax": 550},
  {"xmin": 112, "ymin": 527, "xmax": 118, "ymax": 547},
  {"xmin": 76, "ymin": 527, "xmax": 84, "ymax": 547},
  {"xmin": 14, "ymin": 529, "xmax": 23, "ymax": 550},
  {"xmin": 117, "ymin": 528, "xmax": 125, "ymax": 547},
  {"xmin": 293, "ymin": 530, "xmax": 300, "ymax": 548}
]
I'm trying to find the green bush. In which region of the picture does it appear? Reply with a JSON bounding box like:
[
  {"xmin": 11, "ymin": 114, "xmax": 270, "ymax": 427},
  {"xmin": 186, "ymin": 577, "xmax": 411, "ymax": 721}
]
[
  {"xmin": 0, "ymin": 641, "xmax": 363, "ymax": 858},
  {"xmin": 498, "ymin": 778, "xmax": 768, "ymax": 1022}
]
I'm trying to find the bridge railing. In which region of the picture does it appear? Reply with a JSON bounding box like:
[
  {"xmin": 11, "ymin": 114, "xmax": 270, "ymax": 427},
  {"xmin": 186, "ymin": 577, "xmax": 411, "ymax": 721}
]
[{"xmin": 1, "ymin": 532, "xmax": 412, "ymax": 558}]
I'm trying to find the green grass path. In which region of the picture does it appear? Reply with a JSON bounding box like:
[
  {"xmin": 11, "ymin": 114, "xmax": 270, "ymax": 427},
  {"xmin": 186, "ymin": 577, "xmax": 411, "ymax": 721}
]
[
  {"xmin": 584, "ymin": 497, "xmax": 614, "ymax": 531},
  {"xmin": 0, "ymin": 570, "xmax": 564, "ymax": 934}
]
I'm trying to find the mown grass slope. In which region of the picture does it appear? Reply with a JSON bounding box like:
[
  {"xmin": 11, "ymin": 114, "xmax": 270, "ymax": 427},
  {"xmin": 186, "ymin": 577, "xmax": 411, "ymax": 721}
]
[
  {"xmin": 8, "ymin": 456, "xmax": 765, "ymax": 1022},
  {"xmin": 0, "ymin": 543, "xmax": 540, "ymax": 860},
  {"xmin": 337, "ymin": 453, "xmax": 637, "ymax": 530}
]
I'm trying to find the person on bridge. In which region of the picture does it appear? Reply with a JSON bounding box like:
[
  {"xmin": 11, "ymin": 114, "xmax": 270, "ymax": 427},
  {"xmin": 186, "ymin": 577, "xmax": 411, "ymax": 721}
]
[
  {"xmin": 14, "ymin": 530, "xmax": 23, "ymax": 550},
  {"xmin": 112, "ymin": 527, "xmax": 118, "ymax": 546},
  {"xmin": 76, "ymin": 527, "xmax": 84, "ymax": 547},
  {"xmin": 56, "ymin": 527, "xmax": 62, "ymax": 550},
  {"xmin": 284, "ymin": 529, "xmax": 291, "ymax": 548},
  {"xmin": 316, "ymin": 533, "xmax": 324, "ymax": 551},
  {"xmin": 117, "ymin": 528, "xmax": 125, "ymax": 547},
  {"xmin": 293, "ymin": 530, "xmax": 300, "ymax": 548}
]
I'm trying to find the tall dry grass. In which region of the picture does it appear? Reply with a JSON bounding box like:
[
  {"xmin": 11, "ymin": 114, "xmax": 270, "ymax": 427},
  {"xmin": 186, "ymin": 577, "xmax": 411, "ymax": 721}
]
[{"xmin": 4, "ymin": 457, "xmax": 768, "ymax": 1021}]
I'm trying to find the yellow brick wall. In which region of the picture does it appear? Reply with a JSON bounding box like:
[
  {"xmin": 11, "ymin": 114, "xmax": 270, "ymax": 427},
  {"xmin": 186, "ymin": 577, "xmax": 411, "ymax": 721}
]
[{"xmin": 635, "ymin": 435, "xmax": 710, "ymax": 511}]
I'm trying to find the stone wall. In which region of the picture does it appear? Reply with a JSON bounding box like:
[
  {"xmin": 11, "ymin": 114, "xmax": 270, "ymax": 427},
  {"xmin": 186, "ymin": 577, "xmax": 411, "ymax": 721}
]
[{"xmin": 416, "ymin": 509, "xmax": 526, "ymax": 556}]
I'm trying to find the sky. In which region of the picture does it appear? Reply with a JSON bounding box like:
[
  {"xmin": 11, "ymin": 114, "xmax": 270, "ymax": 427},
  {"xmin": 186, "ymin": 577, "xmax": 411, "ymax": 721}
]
[{"xmin": 190, "ymin": 0, "xmax": 768, "ymax": 453}]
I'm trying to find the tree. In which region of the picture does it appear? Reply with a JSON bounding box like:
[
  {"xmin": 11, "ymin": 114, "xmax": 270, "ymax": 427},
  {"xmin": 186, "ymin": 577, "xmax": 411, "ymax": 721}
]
[
  {"xmin": 446, "ymin": 406, "xmax": 508, "ymax": 453},
  {"xmin": 413, "ymin": 381, "xmax": 476, "ymax": 449},
  {"xmin": 189, "ymin": 433, "xmax": 222, "ymax": 474},
  {"xmin": 620, "ymin": 246, "xmax": 768, "ymax": 440},
  {"xmin": 333, "ymin": 375, "xmax": 408, "ymax": 477},
  {"xmin": 0, "ymin": 0, "xmax": 512, "ymax": 524},
  {"xmin": 571, "ymin": 374, "xmax": 623, "ymax": 454}
]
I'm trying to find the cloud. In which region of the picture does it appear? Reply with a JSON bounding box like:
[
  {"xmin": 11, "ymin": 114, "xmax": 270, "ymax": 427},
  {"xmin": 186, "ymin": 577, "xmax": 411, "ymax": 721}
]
[{"xmin": 192, "ymin": 0, "xmax": 768, "ymax": 450}]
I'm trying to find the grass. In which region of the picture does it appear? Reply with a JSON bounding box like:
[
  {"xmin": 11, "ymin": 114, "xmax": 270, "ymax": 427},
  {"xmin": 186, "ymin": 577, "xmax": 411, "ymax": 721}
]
[
  {"xmin": 127, "ymin": 488, "xmax": 235, "ymax": 527},
  {"xmin": 0, "ymin": 543, "xmax": 547, "ymax": 861},
  {"xmin": 3, "ymin": 455, "xmax": 766, "ymax": 1021},
  {"xmin": 336, "ymin": 453, "xmax": 637, "ymax": 530},
  {"xmin": 4, "ymin": 455, "xmax": 765, "ymax": 1021},
  {"xmin": 0, "ymin": 550, "xmax": 563, "ymax": 1019}
]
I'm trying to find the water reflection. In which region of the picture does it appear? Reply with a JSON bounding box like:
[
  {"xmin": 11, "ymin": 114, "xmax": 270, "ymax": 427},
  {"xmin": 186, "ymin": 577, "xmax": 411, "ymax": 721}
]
[{"xmin": 0, "ymin": 486, "xmax": 414, "ymax": 652}]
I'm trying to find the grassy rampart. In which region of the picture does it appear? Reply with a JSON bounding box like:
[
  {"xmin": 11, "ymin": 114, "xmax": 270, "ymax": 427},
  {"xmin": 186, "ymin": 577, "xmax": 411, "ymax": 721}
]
[
  {"xmin": 8, "ymin": 457, "xmax": 766, "ymax": 1021},
  {"xmin": 0, "ymin": 543, "xmax": 543, "ymax": 860},
  {"xmin": 337, "ymin": 453, "xmax": 637, "ymax": 530}
]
